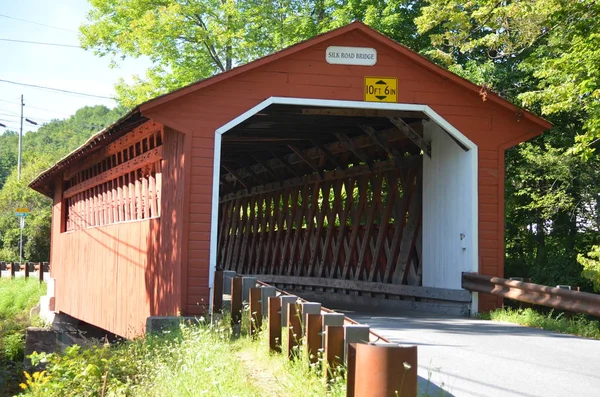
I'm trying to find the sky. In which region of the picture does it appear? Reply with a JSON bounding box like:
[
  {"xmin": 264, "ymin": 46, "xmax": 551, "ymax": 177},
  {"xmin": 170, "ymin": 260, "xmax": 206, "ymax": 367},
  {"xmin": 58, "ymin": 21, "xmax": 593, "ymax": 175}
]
[{"xmin": 0, "ymin": 0, "xmax": 150, "ymax": 133}]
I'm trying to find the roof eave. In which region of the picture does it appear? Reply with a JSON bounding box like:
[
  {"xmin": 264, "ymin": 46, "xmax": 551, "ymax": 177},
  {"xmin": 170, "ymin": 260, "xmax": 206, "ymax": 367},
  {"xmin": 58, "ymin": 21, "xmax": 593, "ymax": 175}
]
[{"xmin": 29, "ymin": 108, "xmax": 147, "ymax": 196}]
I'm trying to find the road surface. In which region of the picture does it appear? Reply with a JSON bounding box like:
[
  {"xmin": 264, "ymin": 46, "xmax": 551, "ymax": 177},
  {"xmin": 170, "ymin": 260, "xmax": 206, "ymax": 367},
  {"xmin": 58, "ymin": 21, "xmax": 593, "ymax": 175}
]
[{"xmin": 336, "ymin": 308, "xmax": 600, "ymax": 397}]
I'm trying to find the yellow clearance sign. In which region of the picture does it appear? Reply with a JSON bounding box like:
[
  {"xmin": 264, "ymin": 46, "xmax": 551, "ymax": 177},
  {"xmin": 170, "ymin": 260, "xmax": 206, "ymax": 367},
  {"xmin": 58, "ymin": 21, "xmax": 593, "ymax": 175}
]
[{"xmin": 364, "ymin": 77, "xmax": 397, "ymax": 103}]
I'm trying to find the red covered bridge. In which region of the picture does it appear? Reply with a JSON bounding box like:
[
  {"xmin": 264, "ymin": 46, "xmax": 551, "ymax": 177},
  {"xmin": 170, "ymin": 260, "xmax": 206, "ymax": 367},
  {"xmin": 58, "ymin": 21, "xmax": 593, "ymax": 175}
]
[{"xmin": 30, "ymin": 22, "xmax": 550, "ymax": 338}]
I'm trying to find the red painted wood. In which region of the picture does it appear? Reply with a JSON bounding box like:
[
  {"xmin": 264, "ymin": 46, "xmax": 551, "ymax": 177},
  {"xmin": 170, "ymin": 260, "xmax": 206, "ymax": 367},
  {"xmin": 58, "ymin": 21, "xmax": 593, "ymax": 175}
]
[
  {"xmin": 144, "ymin": 26, "xmax": 544, "ymax": 311},
  {"xmin": 44, "ymin": 25, "xmax": 551, "ymax": 332}
]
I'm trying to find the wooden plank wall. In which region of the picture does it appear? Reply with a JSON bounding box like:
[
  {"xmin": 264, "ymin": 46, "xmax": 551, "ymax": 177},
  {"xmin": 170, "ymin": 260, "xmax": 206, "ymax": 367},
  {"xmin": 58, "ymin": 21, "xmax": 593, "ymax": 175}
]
[
  {"xmin": 49, "ymin": 121, "xmax": 184, "ymax": 338},
  {"xmin": 145, "ymin": 29, "xmax": 547, "ymax": 312},
  {"xmin": 218, "ymin": 163, "xmax": 422, "ymax": 287}
]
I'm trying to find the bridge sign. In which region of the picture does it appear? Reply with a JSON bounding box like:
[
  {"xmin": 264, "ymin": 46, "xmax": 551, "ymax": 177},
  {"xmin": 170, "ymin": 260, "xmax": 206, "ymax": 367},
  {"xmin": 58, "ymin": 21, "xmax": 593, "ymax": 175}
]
[
  {"xmin": 15, "ymin": 207, "xmax": 29, "ymax": 217},
  {"xmin": 364, "ymin": 77, "xmax": 397, "ymax": 103}
]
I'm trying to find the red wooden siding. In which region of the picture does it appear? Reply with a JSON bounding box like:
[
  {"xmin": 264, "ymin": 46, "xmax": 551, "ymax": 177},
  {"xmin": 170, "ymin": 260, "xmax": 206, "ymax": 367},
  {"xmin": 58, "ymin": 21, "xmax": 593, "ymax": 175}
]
[
  {"xmin": 144, "ymin": 29, "xmax": 543, "ymax": 313},
  {"xmin": 49, "ymin": 121, "xmax": 185, "ymax": 338}
]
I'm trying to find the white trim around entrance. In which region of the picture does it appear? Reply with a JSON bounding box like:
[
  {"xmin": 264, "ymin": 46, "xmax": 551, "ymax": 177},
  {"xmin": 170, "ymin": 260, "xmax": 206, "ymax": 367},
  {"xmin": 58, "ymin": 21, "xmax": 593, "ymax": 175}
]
[{"xmin": 210, "ymin": 97, "xmax": 479, "ymax": 313}]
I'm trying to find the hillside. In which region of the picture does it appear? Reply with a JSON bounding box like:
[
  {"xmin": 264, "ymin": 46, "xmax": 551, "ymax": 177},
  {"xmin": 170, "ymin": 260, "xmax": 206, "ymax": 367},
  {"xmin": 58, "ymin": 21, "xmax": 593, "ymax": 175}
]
[{"xmin": 0, "ymin": 106, "xmax": 125, "ymax": 262}]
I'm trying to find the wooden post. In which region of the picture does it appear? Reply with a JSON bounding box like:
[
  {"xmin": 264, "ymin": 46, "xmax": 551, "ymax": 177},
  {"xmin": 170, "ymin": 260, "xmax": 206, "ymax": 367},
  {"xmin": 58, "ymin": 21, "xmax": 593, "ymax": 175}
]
[
  {"xmin": 249, "ymin": 287, "xmax": 262, "ymax": 336},
  {"xmin": 21, "ymin": 262, "xmax": 29, "ymax": 279},
  {"xmin": 352, "ymin": 344, "xmax": 418, "ymax": 397},
  {"xmin": 212, "ymin": 269, "xmax": 223, "ymax": 314},
  {"xmin": 268, "ymin": 296, "xmax": 282, "ymax": 353},
  {"xmin": 36, "ymin": 262, "xmax": 43, "ymax": 283},
  {"xmin": 231, "ymin": 277, "xmax": 243, "ymax": 328},
  {"xmin": 9, "ymin": 262, "xmax": 16, "ymax": 278},
  {"xmin": 305, "ymin": 313, "xmax": 323, "ymax": 364},
  {"xmin": 324, "ymin": 325, "xmax": 344, "ymax": 382},
  {"xmin": 287, "ymin": 302, "xmax": 302, "ymax": 360},
  {"xmin": 346, "ymin": 343, "xmax": 358, "ymax": 397}
]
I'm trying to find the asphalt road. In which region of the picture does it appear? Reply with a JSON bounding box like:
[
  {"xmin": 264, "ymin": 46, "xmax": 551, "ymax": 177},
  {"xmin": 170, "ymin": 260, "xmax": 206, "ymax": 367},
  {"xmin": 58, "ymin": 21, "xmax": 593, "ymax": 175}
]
[{"xmin": 336, "ymin": 308, "xmax": 600, "ymax": 397}]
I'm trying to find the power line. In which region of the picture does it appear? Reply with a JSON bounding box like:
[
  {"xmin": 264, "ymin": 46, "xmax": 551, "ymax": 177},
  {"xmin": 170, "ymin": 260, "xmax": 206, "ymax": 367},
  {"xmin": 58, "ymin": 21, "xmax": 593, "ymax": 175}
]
[
  {"xmin": 0, "ymin": 79, "xmax": 114, "ymax": 100},
  {"xmin": 0, "ymin": 13, "xmax": 77, "ymax": 33},
  {"xmin": 2, "ymin": 100, "xmax": 73, "ymax": 116},
  {"xmin": 24, "ymin": 104, "xmax": 71, "ymax": 116},
  {"xmin": 0, "ymin": 38, "xmax": 81, "ymax": 48},
  {"xmin": 0, "ymin": 114, "xmax": 54, "ymax": 123},
  {"xmin": 0, "ymin": 98, "xmax": 21, "ymax": 105},
  {"xmin": 0, "ymin": 109, "xmax": 20, "ymax": 116}
]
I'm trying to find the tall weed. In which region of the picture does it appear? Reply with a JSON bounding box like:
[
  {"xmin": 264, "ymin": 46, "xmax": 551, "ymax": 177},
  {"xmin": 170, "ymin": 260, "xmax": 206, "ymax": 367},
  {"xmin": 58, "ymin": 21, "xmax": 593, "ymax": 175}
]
[
  {"xmin": 0, "ymin": 278, "xmax": 46, "ymax": 395},
  {"xmin": 484, "ymin": 307, "xmax": 600, "ymax": 339}
]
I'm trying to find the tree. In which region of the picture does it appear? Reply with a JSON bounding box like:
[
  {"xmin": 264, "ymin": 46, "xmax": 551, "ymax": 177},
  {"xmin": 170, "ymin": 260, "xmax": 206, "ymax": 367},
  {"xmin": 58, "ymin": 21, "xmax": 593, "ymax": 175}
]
[
  {"xmin": 416, "ymin": 0, "xmax": 600, "ymax": 153},
  {"xmin": 0, "ymin": 106, "xmax": 125, "ymax": 262},
  {"xmin": 81, "ymin": 0, "xmax": 431, "ymax": 107},
  {"xmin": 415, "ymin": 0, "xmax": 600, "ymax": 290}
]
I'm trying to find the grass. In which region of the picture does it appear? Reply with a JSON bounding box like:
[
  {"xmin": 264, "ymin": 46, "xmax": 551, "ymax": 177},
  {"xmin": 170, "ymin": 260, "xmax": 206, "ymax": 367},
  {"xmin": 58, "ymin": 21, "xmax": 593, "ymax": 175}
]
[
  {"xmin": 19, "ymin": 312, "xmax": 347, "ymax": 397},
  {"xmin": 480, "ymin": 307, "xmax": 600, "ymax": 339},
  {"xmin": 0, "ymin": 278, "xmax": 46, "ymax": 395}
]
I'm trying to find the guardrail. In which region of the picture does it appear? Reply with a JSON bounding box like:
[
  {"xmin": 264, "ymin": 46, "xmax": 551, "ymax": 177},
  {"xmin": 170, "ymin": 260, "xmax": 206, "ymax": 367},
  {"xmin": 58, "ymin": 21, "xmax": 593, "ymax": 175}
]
[
  {"xmin": 0, "ymin": 261, "xmax": 49, "ymax": 282},
  {"xmin": 462, "ymin": 272, "xmax": 600, "ymax": 318},
  {"xmin": 214, "ymin": 270, "xmax": 419, "ymax": 396}
]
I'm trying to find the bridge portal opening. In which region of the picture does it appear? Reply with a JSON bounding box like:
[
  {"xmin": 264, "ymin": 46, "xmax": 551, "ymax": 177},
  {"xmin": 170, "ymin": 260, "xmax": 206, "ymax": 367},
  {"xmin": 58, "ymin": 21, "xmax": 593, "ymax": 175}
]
[{"xmin": 212, "ymin": 98, "xmax": 477, "ymax": 314}]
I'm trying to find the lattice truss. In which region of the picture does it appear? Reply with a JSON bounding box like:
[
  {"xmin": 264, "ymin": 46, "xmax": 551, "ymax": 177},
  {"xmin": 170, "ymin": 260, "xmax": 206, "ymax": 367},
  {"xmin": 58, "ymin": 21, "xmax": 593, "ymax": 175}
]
[
  {"xmin": 62, "ymin": 123, "xmax": 163, "ymax": 231},
  {"xmin": 218, "ymin": 106, "xmax": 428, "ymax": 286}
]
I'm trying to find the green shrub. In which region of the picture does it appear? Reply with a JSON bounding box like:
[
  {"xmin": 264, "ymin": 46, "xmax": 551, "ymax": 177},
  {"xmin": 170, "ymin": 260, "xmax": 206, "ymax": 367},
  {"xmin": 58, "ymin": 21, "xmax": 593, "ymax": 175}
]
[
  {"xmin": 19, "ymin": 316, "xmax": 348, "ymax": 397},
  {"xmin": 0, "ymin": 278, "xmax": 46, "ymax": 396},
  {"xmin": 485, "ymin": 307, "xmax": 600, "ymax": 339}
]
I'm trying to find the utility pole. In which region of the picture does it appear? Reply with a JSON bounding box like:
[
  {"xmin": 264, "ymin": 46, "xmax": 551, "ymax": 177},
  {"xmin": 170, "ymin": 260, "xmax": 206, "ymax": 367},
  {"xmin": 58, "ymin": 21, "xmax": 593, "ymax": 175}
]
[{"xmin": 18, "ymin": 94, "xmax": 23, "ymax": 181}]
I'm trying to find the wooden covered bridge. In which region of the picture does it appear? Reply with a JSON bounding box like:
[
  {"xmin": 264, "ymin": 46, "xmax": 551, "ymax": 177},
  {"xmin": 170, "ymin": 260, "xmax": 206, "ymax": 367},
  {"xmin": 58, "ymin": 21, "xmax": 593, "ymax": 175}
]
[{"xmin": 30, "ymin": 22, "xmax": 550, "ymax": 338}]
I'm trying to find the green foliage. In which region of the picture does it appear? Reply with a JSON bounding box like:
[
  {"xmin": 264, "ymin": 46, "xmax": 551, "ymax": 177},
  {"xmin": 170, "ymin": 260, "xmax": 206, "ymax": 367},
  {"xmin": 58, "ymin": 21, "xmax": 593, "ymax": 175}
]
[
  {"xmin": 504, "ymin": 117, "xmax": 600, "ymax": 288},
  {"xmin": 578, "ymin": 245, "xmax": 600, "ymax": 292},
  {"xmin": 0, "ymin": 278, "xmax": 46, "ymax": 395},
  {"xmin": 415, "ymin": 0, "xmax": 600, "ymax": 288},
  {"xmin": 484, "ymin": 307, "xmax": 600, "ymax": 340},
  {"xmin": 26, "ymin": 344, "xmax": 140, "ymax": 396},
  {"xmin": 0, "ymin": 105, "xmax": 124, "ymax": 262},
  {"xmin": 19, "ymin": 318, "xmax": 347, "ymax": 396},
  {"xmin": 416, "ymin": 0, "xmax": 600, "ymax": 154},
  {"xmin": 81, "ymin": 0, "xmax": 432, "ymax": 107}
]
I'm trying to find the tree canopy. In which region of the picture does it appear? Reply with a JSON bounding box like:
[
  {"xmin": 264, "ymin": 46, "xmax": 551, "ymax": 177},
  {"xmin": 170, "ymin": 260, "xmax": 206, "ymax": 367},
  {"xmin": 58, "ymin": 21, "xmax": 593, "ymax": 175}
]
[{"xmin": 80, "ymin": 0, "xmax": 429, "ymax": 107}]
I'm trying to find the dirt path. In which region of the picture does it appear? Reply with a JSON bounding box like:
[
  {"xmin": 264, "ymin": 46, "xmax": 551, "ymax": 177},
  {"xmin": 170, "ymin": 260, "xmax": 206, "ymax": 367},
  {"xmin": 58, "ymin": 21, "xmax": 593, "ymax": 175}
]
[{"xmin": 237, "ymin": 349, "xmax": 287, "ymax": 397}]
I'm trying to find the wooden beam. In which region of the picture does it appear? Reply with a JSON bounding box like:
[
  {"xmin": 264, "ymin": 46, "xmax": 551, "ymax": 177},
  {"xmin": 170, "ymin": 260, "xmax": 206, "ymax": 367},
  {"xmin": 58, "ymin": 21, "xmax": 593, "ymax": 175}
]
[
  {"xmin": 359, "ymin": 125, "xmax": 406, "ymax": 169},
  {"xmin": 221, "ymin": 164, "xmax": 248, "ymax": 189},
  {"xmin": 220, "ymin": 179, "xmax": 235, "ymax": 194},
  {"xmin": 288, "ymin": 145, "xmax": 322, "ymax": 178},
  {"xmin": 250, "ymin": 275, "xmax": 471, "ymax": 303},
  {"xmin": 63, "ymin": 121, "xmax": 162, "ymax": 180},
  {"xmin": 63, "ymin": 146, "xmax": 162, "ymax": 199},
  {"xmin": 310, "ymin": 139, "xmax": 345, "ymax": 170},
  {"xmin": 223, "ymin": 136, "xmax": 308, "ymax": 143},
  {"xmin": 237, "ymin": 162, "xmax": 267, "ymax": 185},
  {"xmin": 221, "ymin": 125, "xmax": 414, "ymax": 185},
  {"xmin": 220, "ymin": 156, "xmax": 420, "ymax": 202},
  {"xmin": 251, "ymin": 156, "xmax": 278, "ymax": 179},
  {"xmin": 388, "ymin": 117, "xmax": 431, "ymax": 157},
  {"xmin": 301, "ymin": 108, "xmax": 427, "ymax": 120},
  {"xmin": 270, "ymin": 151, "xmax": 300, "ymax": 178},
  {"xmin": 334, "ymin": 132, "xmax": 373, "ymax": 170}
]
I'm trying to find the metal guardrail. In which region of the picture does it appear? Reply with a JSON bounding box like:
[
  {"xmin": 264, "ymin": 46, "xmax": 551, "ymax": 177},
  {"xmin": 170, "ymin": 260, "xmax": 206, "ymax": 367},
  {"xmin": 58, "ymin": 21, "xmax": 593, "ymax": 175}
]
[{"xmin": 462, "ymin": 272, "xmax": 600, "ymax": 318}]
